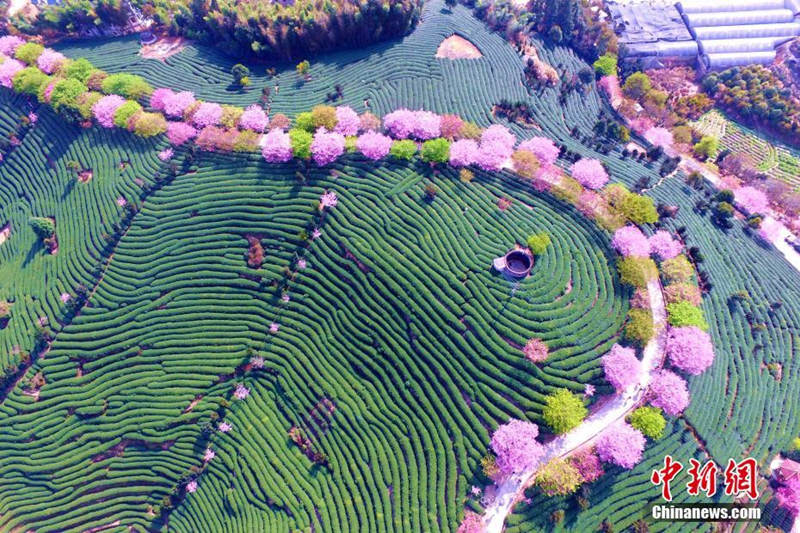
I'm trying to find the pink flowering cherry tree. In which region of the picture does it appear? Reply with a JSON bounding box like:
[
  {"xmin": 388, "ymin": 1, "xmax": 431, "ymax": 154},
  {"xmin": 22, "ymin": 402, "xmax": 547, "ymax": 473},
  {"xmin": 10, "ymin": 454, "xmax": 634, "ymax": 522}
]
[
  {"xmin": 149, "ymin": 88, "xmax": 173, "ymax": 112},
  {"xmin": 449, "ymin": 139, "xmax": 479, "ymax": 167},
  {"xmin": 319, "ymin": 191, "xmax": 338, "ymax": 209},
  {"xmin": 491, "ymin": 419, "xmax": 546, "ymax": 475},
  {"xmin": 665, "ymin": 326, "xmax": 714, "ymax": 375},
  {"xmin": 457, "ymin": 510, "xmax": 483, "ymax": 533},
  {"xmin": 758, "ymin": 217, "xmax": 782, "ymax": 243},
  {"xmin": 0, "ymin": 58, "xmax": 24, "ymax": 89},
  {"xmin": 734, "ymin": 186, "xmax": 768, "ymax": 215},
  {"xmin": 569, "ymin": 448, "xmax": 604, "ymax": 483},
  {"xmin": 36, "ymin": 49, "xmax": 66, "ymax": 74},
  {"xmin": 192, "ymin": 102, "xmax": 223, "ymax": 128},
  {"xmin": 239, "ymin": 105, "xmax": 269, "ymax": 132},
  {"xmin": 163, "ymin": 91, "xmax": 196, "ymax": 119},
  {"xmin": 648, "ymin": 370, "xmax": 689, "ymax": 416},
  {"xmin": 411, "ymin": 110, "xmax": 441, "ymax": 140},
  {"xmin": 777, "ymin": 477, "xmax": 800, "ymax": 516},
  {"xmin": 334, "ymin": 106, "xmax": 360, "ymax": 136},
  {"xmin": 571, "ymin": 158, "xmax": 609, "ymax": 190},
  {"xmin": 518, "ymin": 137, "xmax": 559, "ymax": 166},
  {"xmin": 649, "ymin": 230, "xmax": 682, "ymax": 260},
  {"xmin": 233, "ymin": 384, "xmax": 250, "ymax": 400},
  {"xmin": 92, "ymin": 95, "xmax": 126, "ymax": 128},
  {"xmin": 476, "ymin": 126, "xmax": 516, "ymax": 172},
  {"xmin": 166, "ymin": 122, "xmax": 198, "ymax": 146},
  {"xmin": 522, "ymin": 338, "xmax": 549, "ymax": 363},
  {"xmin": 261, "ymin": 129, "xmax": 293, "ymax": 163},
  {"xmin": 602, "ymin": 344, "xmax": 642, "ymax": 392},
  {"xmin": 383, "ymin": 109, "xmax": 417, "ymax": 139},
  {"xmin": 356, "ymin": 131, "xmax": 393, "ymax": 161},
  {"xmin": 596, "ymin": 422, "xmax": 645, "ymax": 469},
  {"xmin": 0, "ymin": 35, "xmax": 25, "ymax": 56},
  {"xmin": 611, "ymin": 225, "xmax": 651, "ymax": 258},
  {"xmin": 440, "ymin": 114, "xmax": 464, "ymax": 139},
  {"xmin": 311, "ymin": 129, "xmax": 345, "ymax": 166},
  {"xmin": 644, "ymin": 127, "xmax": 673, "ymax": 149}
]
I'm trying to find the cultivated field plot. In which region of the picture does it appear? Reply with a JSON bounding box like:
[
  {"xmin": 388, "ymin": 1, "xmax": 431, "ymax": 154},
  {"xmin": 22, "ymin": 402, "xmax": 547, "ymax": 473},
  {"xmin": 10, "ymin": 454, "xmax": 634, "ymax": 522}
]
[
  {"xmin": 0, "ymin": 152, "xmax": 628, "ymax": 532},
  {"xmin": 692, "ymin": 110, "xmax": 800, "ymax": 189},
  {"xmin": 0, "ymin": 91, "xmax": 166, "ymax": 369}
]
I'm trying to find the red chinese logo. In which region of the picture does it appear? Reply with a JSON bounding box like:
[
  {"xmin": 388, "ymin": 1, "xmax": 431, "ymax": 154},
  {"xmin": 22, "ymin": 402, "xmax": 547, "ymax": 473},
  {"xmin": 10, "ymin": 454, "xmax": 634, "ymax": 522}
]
[
  {"xmin": 724, "ymin": 458, "xmax": 759, "ymax": 500},
  {"xmin": 686, "ymin": 459, "xmax": 718, "ymax": 497},
  {"xmin": 651, "ymin": 457, "xmax": 759, "ymax": 501},
  {"xmin": 651, "ymin": 455, "xmax": 683, "ymax": 501}
]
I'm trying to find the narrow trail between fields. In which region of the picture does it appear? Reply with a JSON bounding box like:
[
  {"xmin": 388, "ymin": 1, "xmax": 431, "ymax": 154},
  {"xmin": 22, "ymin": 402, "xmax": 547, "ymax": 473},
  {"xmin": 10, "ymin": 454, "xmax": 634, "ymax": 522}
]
[{"xmin": 482, "ymin": 279, "xmax": 668, "ymax": 532}]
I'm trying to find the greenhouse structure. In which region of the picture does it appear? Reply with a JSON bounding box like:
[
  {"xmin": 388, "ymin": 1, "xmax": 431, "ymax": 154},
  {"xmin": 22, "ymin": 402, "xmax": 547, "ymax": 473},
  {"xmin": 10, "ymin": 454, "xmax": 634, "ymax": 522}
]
[{"xmin": 609, "ymin": 0, "xmax": 800, "ymax": 70}]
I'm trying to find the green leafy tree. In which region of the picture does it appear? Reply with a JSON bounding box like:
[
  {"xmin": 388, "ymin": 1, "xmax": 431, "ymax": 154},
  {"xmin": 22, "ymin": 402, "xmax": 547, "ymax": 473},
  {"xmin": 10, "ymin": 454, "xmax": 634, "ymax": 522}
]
[
  {"xmin": 132, "ymin": 112, "xmax": 168, "ymax": 138},
  {"xmin": 14, "ymin": 42, "xmax": 45, "ymax": 65},
  {"xmin": 77, "ymin": 92, "xmax": 103, "ymax": 120},
  {"xmin": 629, "ymin": 407, "xmax": 666, "ymax": 439},
  {"xmin": 12, "ymin": 67, "xmax": 50, "ymax": 95},
  {"xmin": 617, "ymin": 257, "xmax": 658, "ymax": 288},
  {"xmin": 667, "ymin": 301, "xmax": 709, "ymax": 330},
  {"xmin": 101, "ymin": 73, "xmax": 153, "ymax": 99},
  {"xmin": 535, "ymin": 458, "xmax": 582, "ymax": 496},
  {"xmin": 311, "ymin": 105, "xmax": 337, "ymax": 131},
  {"xmin": 390, "ymin": 140, "xmax": 417, "ymax": 161},
  {"xmin": 49, "ymin": 79, "xmax": 87, "ymax": 111},
  {"xmin": 29, "ymin": 217, "xmax": 55, "ymax": 239},
  {"xmin": 527, "ymin": 233, "xmax": 551, "ymax": 255},
  {"xmin": 296, "ymin": 60, "xmax": 311, "ymax": 79},
  {"xmin": 693, "ymin": 136, "xmax": 719, "ymax": 160},
  {"xmin": 622, "ymin": 72, "xmax": 651, "ymax": 100},
  {"xmin": 295, "ymin": 112, "xmax": 315, "ymax": 132},
  {"xmin": 231, "ymin": 63, "xmax": 250, "ymax": 86},
  {"xmin": 624, "ymin": 308, "xmax": 654, "ymax": 347},
  {"xmin": 661, "ymin": 255, "xmax": 694, "ymax": 284},
  {"xmin": 548, "ymin": 25, "xmax": 563, "ymax": 44},
  {"xmin": 113, "ymin": 101, "xmax": 143, "ymax": 129},
  {"xmin": 421, "ymin": 138, "xmax": 450, "ymax": 163},
  {"xmin": 593, "ymin": 54, "xmax": 617, "ymax": 77},
  {"xmin": 619, "ymin": 193, "xmax": 659, "ymax": 225},
  {"xmin": 289, "ymin": 128, "xmax": 313, "ymax": 159},
  {"xmin": 543, "ymin": 388, "xmax": 587, "ymax": 434},
  {"xmin": 63, "ymin": 58, "xmax": 96, "ymax": 83}
]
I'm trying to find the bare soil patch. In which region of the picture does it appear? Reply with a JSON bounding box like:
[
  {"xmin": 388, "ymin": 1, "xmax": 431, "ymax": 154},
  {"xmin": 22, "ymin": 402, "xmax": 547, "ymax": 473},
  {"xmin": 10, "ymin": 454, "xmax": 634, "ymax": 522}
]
[
  {"xmin": 140, "ymin": 35, "xmax": 188, "ymax": 61},
  {"xmin": 436, "ymin": 35, "xmax": 482, "ymax": 60}
]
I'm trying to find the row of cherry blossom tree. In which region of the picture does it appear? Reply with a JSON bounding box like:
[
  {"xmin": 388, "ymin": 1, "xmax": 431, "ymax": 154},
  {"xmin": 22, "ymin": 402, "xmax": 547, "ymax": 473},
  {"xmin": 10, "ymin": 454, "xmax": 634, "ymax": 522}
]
[{"xmin": 0, "ymin": 36, "xmax": 616, "ymax": 193}]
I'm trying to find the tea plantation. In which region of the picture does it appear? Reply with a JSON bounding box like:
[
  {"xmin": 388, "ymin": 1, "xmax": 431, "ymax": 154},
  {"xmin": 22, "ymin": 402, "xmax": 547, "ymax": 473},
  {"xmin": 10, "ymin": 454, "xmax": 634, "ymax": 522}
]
[{"xmin": 2, "ymin": 0, "xmax": 800, "ymax": 532}]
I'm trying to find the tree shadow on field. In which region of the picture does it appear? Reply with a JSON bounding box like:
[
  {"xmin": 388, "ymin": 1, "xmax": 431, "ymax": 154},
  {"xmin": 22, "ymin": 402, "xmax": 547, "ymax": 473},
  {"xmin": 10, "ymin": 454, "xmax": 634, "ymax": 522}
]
[
  {"xmin": 22, "ymin": 239, "xmax": 44, "ymax": 268},
  {"xmin": 61, "ymin": 178, "xmax": 76, "ymax": 200}
]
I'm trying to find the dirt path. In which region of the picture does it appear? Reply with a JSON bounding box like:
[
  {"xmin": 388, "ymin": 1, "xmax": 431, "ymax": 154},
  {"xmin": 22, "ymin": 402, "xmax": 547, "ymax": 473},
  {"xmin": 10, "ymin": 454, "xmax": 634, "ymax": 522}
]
[{"xmin": 482, "ymin": 279, "xmax": 668, "ymax": 532}]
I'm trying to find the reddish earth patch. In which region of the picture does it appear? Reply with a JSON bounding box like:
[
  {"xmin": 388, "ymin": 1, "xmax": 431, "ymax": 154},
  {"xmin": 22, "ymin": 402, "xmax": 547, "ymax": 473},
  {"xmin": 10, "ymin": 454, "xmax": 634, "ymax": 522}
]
[
  {"xmin": 140, "ymin": 35, "xmax": 188, "ymax": 61},
  {"xmin": 183, "ymin": 395, "xmax": 203, "ymax": 413},
  {"xmin": 78, "ymin": 170, "xmax": 93, "ymax": 183},
  {"xmin": 436, "ymin": 35, "xmax": 482, "ymax": 60},
  {"xmin": 0, "ymin": 224, "xmax": 9, "ymax": 246}
]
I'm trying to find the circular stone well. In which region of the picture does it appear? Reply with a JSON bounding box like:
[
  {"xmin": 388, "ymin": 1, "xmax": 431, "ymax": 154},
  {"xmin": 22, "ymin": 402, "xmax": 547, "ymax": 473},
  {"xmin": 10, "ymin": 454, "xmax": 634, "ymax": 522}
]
[{"xmin": 504, "ymin": 250, "xmax": 533, "ymax": 277}]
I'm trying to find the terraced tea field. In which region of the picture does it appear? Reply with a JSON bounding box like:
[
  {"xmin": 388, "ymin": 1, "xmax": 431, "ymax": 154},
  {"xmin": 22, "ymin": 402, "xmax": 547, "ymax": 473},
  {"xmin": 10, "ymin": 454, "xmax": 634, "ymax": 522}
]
[
  {"xmin": 0, "ymin": 147, "xmax": 631, "ymax": 531},
  {"xmin": 692, "ymin": 110, "xmax": 800, "ymax": 189}
]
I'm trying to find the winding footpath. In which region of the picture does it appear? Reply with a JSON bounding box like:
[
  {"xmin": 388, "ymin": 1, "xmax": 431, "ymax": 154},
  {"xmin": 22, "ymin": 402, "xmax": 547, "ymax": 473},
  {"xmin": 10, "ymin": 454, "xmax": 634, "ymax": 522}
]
[{"xmin": 482, "ymin": 279, "xmax": 668, "ymax": 532}]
